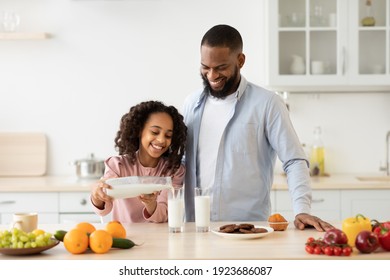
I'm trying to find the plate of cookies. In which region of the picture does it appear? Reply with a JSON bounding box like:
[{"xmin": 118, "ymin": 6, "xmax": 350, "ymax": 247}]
[{"xmin": 211, "ymin": 223, "xmax": 274, "ymax": 240}]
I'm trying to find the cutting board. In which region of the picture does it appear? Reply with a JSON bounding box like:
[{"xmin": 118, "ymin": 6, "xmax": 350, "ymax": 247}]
[{"xmin": 0, "ymin": 132, "xmax": 47, "ymax": 176}]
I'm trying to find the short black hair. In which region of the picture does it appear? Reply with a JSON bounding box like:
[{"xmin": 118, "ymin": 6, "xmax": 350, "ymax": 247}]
[{"xmin": 201, "ymin": 24, "xmax": 243, "ymax": 53}]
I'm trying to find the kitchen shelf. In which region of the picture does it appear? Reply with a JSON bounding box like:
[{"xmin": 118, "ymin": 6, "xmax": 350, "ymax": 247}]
[{"xmin": 0, "ymin": 32, "xmax": 50, "ymax": 40}]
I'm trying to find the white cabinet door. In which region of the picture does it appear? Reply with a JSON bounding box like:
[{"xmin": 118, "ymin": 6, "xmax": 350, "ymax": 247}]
[
  {"xmin": 340, "ymin": 189, "xmax": 390, "ymax": 221},
  {"xmin": 274, "ymin": 190, "xmax": 341, "ymax": 221},
  {"xmin": 347, "ymin": 0, "xmax": 390, "ymax": 86},
  {"xmin": 59, "ymin": 192, "xmax": 93, "ymax": 213},
  {"xmin": 0, "ymin": 192, "xmax": 59, "ymax": 224},
  {"xmin": 265, "ymin": 0, "xmax": 347, "ymax": 91},
  {"xmin": 59, "ymin": 214, "xmax": 103, "ymax": 224},
  {"xmin": 59, "ymin": 192, "xmax": 112, "ymax": 224},
  {"xmin": 265, "ymin": 0, "xmax": 390, "ymax": 92}
]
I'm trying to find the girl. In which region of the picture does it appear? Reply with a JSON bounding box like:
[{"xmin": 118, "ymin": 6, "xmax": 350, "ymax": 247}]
[{"xmin": 91, "ymin": 100, "xmax": 187, "ymax": 223}]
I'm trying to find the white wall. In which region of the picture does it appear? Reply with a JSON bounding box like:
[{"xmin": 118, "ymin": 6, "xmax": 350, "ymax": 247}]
[{"xmin": 1, "ymin": 0, "xmax": 389, "ymax": 176}]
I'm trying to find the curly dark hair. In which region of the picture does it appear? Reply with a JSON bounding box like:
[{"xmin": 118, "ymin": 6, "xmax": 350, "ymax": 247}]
[{"xmin": 114, "ymin": 100, "xmax": 187, "ymax": 175}]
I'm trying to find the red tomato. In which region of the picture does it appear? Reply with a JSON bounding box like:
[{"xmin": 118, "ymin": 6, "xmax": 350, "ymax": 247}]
[
  {"xmin": 314, "ymin": 246, "xmax": 322, "ymax": 254},
  {"xmin": 333, "ymin": 246, "xmax": 342, "ymax": 256},
  {"xmin": 306, "ymin": 237, "xmax": 315, "ymax": 244},
  {"xmin": 305, "ymin": 245, "xmax": 314, "ymax": 254},
  {"xmin": 324, "ymin": 246, "xmax": 333, "ymax": 256},
  {"xmin": 342, "ymin": 247, "xmax": 352, "ymax": 256}
]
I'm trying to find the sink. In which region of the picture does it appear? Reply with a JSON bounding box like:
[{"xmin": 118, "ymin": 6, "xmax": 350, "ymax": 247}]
[{"xmin": 356, "ymin": 176, "xmax": 390, "ymax": 182}]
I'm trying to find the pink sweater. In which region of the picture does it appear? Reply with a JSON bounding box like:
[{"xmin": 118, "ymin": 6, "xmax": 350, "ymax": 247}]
[{"xmin": 92, "ymin": 154, "xmax": 185, "ymax": 223}]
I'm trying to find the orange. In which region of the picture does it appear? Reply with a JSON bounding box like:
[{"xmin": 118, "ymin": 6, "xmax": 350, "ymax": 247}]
[
  {"xmin": 89, "ymin": 230, "xmax": 113, "ymax": 254},
  {"xmin": 75, "ymin": 222, "xmax": 96, "ymax": 234},
  {"xmin": 106, "ymin": 221, "xmax": 126, "ymax": 238},
  {"xmin": 63, "ymin": 229, "xmax": 89, "ymax": 254}
]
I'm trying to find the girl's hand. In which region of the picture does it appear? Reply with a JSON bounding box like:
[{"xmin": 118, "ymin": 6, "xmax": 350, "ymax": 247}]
[
  {"xmin": 91, "ymin": 179, "xmax": 113, "ymax": 209},
  {"xmin": 139, "ymin": 191, "xmax": 159, "ymax": 215}
]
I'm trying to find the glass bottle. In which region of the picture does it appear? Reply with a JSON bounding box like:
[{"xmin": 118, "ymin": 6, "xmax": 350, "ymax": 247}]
[
  {"xmin": 362, "ymin": 0, "xmax": 375, "ymax": 26},
  {"xmin": 309, "ymin": 126, "xmax": 325, "ymax": 176}
]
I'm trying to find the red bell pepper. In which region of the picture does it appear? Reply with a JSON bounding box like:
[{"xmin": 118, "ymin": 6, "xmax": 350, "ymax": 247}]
[{"xmin": 372, "ymin": 220, "xmax": 390, "ymax": 251}]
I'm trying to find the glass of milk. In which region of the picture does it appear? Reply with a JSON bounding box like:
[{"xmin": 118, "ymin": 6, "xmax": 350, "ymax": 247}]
[
  {"xmin": 168, "ymin": 187, "xmax": 184, "ymax": 233},
  {"xmin": 194, "ymin": 187, "xmax": 210, "ymax": 232}
]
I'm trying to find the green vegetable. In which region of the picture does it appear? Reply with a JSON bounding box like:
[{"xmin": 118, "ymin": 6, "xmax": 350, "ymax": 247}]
[
  {"xmin": 54, "ymin": 230, "xmax": 68, "ymax": 242},
  {"xmin": 112, "ymin": 237, "xmax": 136, "ymax": 249},
  {"xmin": 54, "ymin": 230, "xmax": 136, "ymax": 249}
]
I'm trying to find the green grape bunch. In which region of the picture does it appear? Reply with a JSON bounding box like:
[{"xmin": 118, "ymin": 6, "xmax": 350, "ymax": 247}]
[{"xmin": 0, "ymin": 228, "xmax": 54, "ymax": 249}]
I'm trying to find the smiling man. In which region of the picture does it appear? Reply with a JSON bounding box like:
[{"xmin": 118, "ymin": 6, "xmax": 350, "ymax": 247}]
[{"xmin": 182, "ymin": 24, "xmax": 333, "ymax": 231}]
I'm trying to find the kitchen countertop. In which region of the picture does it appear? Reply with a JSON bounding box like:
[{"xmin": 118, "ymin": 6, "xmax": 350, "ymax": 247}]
[
  {"xmin": 273, "ymin": 173, "xmax": 390, "ymax": 190},
  {"xmin": 1, "ymin": 174, "xmax": 390, "ymax": 192},
  {"xmin": 0, "ymin": 176, "xmax": 96, "ymax": 192},
  {"xmin": 1, "ymin": 222, "xmax": 389, "ymax": 260}
]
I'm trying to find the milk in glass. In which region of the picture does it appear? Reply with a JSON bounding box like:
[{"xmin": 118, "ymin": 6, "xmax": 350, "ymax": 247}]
[
  {"xmin": 168, "ymin": 187, "xmax": 184, "ymax": 233},
  {"xmin": 194, "ymin": 187, "xmax": 210, "ymax": 232}
]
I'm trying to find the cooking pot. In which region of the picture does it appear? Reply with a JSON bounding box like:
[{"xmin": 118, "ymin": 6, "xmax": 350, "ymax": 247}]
[{"xmin": 70, "ymin": 153, "xmax": 105, "ymax": 179}]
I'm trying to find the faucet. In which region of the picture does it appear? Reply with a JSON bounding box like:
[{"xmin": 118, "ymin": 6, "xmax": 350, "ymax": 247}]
[{"xmin": 380, "ymin": 131, "xmax": 390, "ymax": 176}]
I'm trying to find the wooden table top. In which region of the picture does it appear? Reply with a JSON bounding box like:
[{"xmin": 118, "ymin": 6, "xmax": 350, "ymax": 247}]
[{"xmin": 1, "ymin": 221, "xmax": 389, "ymax": 260}]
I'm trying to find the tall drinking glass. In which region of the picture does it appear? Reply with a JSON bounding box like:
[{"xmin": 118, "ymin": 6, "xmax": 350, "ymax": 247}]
[
  {"xmin": 194, "ymin": 187, "xmax": 210, "ymax": 232},
  {"xmin": 167, "ymin": 187, "xmax": 184, "ymax": 233}
]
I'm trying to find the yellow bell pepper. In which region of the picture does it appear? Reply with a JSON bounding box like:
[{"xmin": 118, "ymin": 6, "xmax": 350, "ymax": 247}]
[{"xmin": 342, "ymin": 214, "xmax": 372, "ymax": 247}]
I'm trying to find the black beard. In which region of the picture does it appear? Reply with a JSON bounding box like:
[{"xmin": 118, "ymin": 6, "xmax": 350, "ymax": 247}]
[{"xmin": 201, "ymin": 67, "xmax": 240, "ymax": 99}]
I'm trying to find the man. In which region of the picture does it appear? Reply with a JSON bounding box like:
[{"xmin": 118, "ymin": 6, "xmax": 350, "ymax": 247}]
[{"xmin": 182, "ymin": 24, "xmax": 332, "ymax": 231}]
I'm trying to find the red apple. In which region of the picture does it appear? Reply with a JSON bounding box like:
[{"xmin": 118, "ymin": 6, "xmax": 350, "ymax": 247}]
[
  {"xmin": 323, "ymin": 228, "xmax": 348, "ymax": 245},
  {"xmin": 355, "ymin": 230, "xmax": 379, "ymax": 254}
]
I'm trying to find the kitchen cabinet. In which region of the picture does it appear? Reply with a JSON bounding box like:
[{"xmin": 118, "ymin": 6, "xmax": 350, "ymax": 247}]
[
  {"xmin": 340, "ymin": 189, "xmax": 390, "ymax": 221},
  {"xmin": 265, "ymin": 0, "xmax": 390, "ymax": 92},
  {"xmin": 59, "ymin": 192, "xmax": 104, "ymax": 224},
  {"xmin": 59, "ymin": 192, "xmax": 111, "ymax": 223},
  {"xmin": 273, "ymin": 189, "xmax": 341, "ymax": 221},
  {"xmin": 0, "ymin": 192, "xmax": 58, "ymax": 224},
  {"xmin": 274, "ymin": 189, "xmax": 390, "ymax": 222},
  {"xmin": 0, "ymin": 191, "xmax": 104, "ymax": 225}
]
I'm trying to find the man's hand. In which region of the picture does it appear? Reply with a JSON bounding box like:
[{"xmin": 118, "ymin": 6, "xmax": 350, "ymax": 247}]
[{"xmin": 294, "ymin": 213, "xmax": 334, "ymax": 232}]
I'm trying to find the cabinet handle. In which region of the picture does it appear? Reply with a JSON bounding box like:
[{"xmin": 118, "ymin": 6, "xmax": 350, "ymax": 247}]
[
  {"xmin": 312, "ymin": 198, "xmax": 325, "ymax": 203},
  {"xmin": 80, "ymin": 198, "xmax": 87, "ymax": 206},
  {"xmin": 0, "ymin": 200, "xmax": 16, "ymax": 205},
  {"xmin": 342, "ymin": 47, "xmax": 346, "ymax": 75}
]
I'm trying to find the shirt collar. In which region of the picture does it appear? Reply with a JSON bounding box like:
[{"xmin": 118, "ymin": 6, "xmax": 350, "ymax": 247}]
[{"xmin": 236, "ymin": 75, "xmax": 247, "ymax": 100}]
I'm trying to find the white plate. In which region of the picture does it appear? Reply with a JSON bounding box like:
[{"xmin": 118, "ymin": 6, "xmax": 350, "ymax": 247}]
[
  {"xmin": 211, "ymin": 226, "xmax": 274, "ymax": 240},
  {"xmin": 105, "ymin": 176, "xmax": 172, "ymax": 199}
]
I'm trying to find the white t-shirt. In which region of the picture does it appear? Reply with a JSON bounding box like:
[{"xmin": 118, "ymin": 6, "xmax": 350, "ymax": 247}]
[{"xmin": 197, "ymin": 92, "xmax": 237, "ymax": 198}]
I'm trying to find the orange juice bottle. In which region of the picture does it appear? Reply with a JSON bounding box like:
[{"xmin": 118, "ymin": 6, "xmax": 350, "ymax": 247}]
[{"xmin": 309, "ymin": 126, "xmax": 325, "ymax": 176}]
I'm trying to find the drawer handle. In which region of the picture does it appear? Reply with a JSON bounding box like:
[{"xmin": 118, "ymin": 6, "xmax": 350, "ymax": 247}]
[
  {"xmin": 0, "ymin": 200, "xmax": 16, "ymax": 205},
  {"xmin": 80, "ymin": 198, "xmax": 87, "ymax": 206},
  {"xmin": 312, "ymin": 198, "xmax": 325, "ymax": 203}
]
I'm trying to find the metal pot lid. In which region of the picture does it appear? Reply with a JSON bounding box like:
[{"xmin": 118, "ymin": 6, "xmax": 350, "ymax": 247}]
[{"xmin": 73, "ymin": 153, "xmax": 103, "ymax": 165}]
